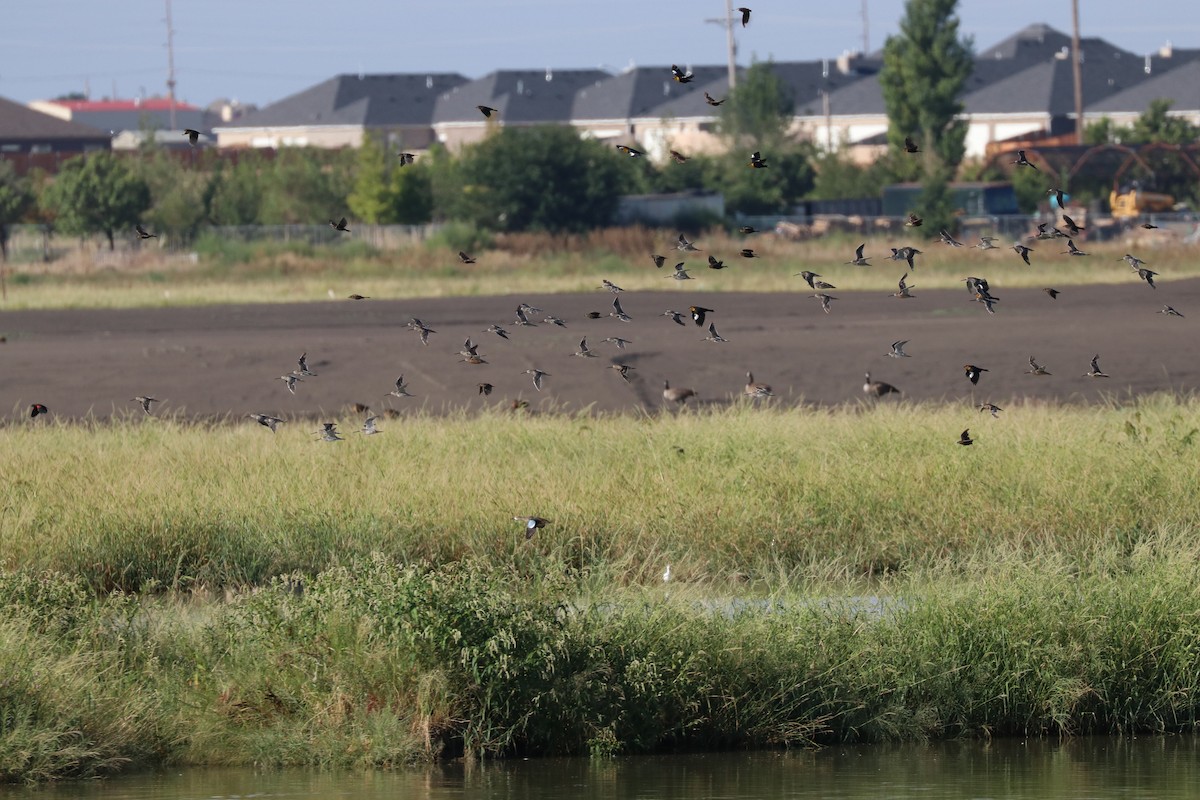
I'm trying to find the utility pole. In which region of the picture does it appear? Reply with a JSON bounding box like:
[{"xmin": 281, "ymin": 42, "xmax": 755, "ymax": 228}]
[
  {"xmin": 862, "ymin": 0, "xmax": 870, "ymax": 55},
  {"xmin": 165, "ymin": 0, "xmax": 177, "ymax": 130},
  {"xmin": 1071, "ymin": 0, "xmax": 1083, "ymax": 144},
  {"xmin": 704, "ymin": 0, "xmax": 738, "ymax": 89}
]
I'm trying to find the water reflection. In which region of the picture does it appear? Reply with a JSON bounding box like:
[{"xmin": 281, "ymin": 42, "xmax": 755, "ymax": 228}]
[{"xmin": 3, "ymin": 737, "xmax": 1196, "ymax": 799}]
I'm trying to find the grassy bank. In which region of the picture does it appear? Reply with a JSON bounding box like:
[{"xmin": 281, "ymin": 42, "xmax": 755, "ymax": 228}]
[
  {"xmin": 3, "ymin": 397, "xmax": 1199, "ymax": 591},
  {"xmin": 2, "ymin": 543, "xmax": 1199, "ymax": 782},
  {"xmin": 4, "ymin": 398, "xmax": 1199, "ymax": 782},
  {"xmin": 1, "ymin": 229, "xmax": 1195, "ymax": 310}
]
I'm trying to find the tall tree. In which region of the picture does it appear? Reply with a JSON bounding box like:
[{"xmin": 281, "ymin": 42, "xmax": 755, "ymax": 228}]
[
  {"xmin": 880, "ymin": 0, "xmax": 973, "ymax": 229},
  {"xmin": 0, "ymin": 161, "xmax": 34, "ymax": 262},
  {"xmin": 448, "ymin": 126, "xmax": 633, "ymax": 233},
  {"xmin": 719, "ymin": 61, "xmax": 795, "ymax": 151},
  {"xmin": 41, "ymin": 153, "xmax": 151, "ymax": 250}
]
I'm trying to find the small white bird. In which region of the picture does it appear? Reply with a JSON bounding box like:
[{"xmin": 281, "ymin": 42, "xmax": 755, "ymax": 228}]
[{"xmin": 663, "ymin": 564, "xmax": 671, "ymax": 582}]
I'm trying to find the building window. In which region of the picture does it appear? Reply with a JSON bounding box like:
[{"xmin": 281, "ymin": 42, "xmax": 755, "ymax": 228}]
[{"xmin": 30, "ymin": 143, "xmax": 51, "ymax": 154}]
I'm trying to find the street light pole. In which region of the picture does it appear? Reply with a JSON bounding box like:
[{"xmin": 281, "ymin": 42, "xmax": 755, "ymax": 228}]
[
  {"xmin": 704, "ymin": 0, "xmax": 738, "ymax": 89},
  {"xmin": 1071, "ymin": 0, "xmax": 1084, "ymax": 143}
]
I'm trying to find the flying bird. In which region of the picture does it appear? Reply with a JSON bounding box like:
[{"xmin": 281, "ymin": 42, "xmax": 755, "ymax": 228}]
[
  {"xmin": 702, "ymin": 322, "xmax": 728, "ymax": 343},
  {"xmin": 1159, "ymin": 305, "xmax": 1184, "ymax": 317},
  {"xmin": 963, "ymin": 364, "xmax": 988, "ymax": 385},
  {"xmin": 1062, "ymin": 239, "xmax": 1088, "ymax": 256},
  {"xmin": 739, "ymin": 249, "xmax": 758, "ymax": 258},
  {"xmin": 135, "ymin": 224, "xmax": 157, "ymax": 240},
  {"xmin": 183, "ymin": 128, "xmax": 201, "ymax": 146},
  {"xmin": 30, "ymin": 403, "xmax": 49, "ymax": 418},
  {"xmin": 330, "ymin": 217, "xmax": 350, "ymax": 232},
  {"xmin": 1012, "ymin": 244, "xmax": 1033, "ymax": 265},
  {"xmin": 1025, "ymin": 356, "xmax": 1052, "ymax": 376},
  {"xmin": 1043, "ymin": 288, "xmax": 1060, "ymax": 299},
  {"xmin": 811, "ymin": 293, "xmax": 837, "ymax": 314},
  {"xmin": 131, "ymin": 396, "xmax": 159, "ymax": 414},
  {"xmin": 247, "ymin": 413, "xmax": 282, "ymax": 432},
  {"xmin": 524, "ymin": 368, "xmax": 550, "ymax": 392},
  {"xmin": 458, "ymin": 251, "xmax": 476, "ymax": 264},
  {"xmin": 397, "ymin": 152, "xmax": 415, "ymax": 165},
  {"xmin": 611, "ymin": 296, "xmax": 632, "ymax": 321},
  {"xmin": 297, "ymin": 352, "xmax": 317, "ymax": 377},
  {"xmin": 611, "ymin": 364, "xmax": 635, "ymax": 383},
  {"xmin": 738, "ymin": 226, "xmax": 757, "ymax": 234},
  {"xmin": 477, "ymin": 105, "xmax": 499, "ymax": 118},
  {"xmin": 704, "ymin": 92, "xmax": 725, "ymax": 106},
  {"xmin": 845, "ymin": 243, "xmax": 870, "ymax": 266},
  {"xmin": 670, "ymin": 64, "xmax": 694, "ymax": 83},
  {"xmin": 737, "ymin": 6, "xmax": 751, "ymax": 26},
  {"xmin": 707, "ymin": 255, "xmax": 727, "ymax": 270},
  {"xmin": 886, "ymin": 340, "xmax": 911, "ymax": 358},
  {"xmin": 279, "ymin": 373, "xmax": 302, "ymax": 394},
  {"xmin": 669, "ymin": 149, "xmax": 688, "ymax": 163},
  {"xmin": 1137, "ymin": 267, "xmax": 1158, "ymax": 289},
  {"xmin": 689, "ymin": 305, "xmax": 714, "ymax": 326},
  {"xmin": 651, "ymin": 254, "xmax": 667, "ymax": 268},
  {"xmin": 388, "ymin": 375, "xmax": 413, "ymax": 399},
  {"xmin": 600, "ymin": 278, "xmax": 624, "ymax": 292},
  {"xmin": 478, "ymin": 382, "xmax": 494, "ymax": 396},
  {"xmin": 979, "ymin": 403, "xmax": 1002, "ymax": 418},
  {"xmin": 904, "ymin": 136, "xmax": 920, "ymax": 154},
  {"xmin": 616, "ymin": 144, "xmax": 644, "ymax": 157},
  {"xmin": 748, "ymin": 151, "xmax": 768, "ymax": 169},
  {"xmin": 1012, "ymin": 150, "xmax": 1038, "ymax": 169},
  {"xmin": 1062, "ymin": 214, "xmax": 1085, "ymax": 236},
  {"xmin": 957, "ymin": 429, "xmax": 974, "ymax": 446},
  {"xmin": 905, "ymin": 213, "xmax": 923, "ymax": 227},
  {"xmin": 358, "ymin": 417, "xmax": 381, "ymax": 435},
  {"xmin": 514, "ymin": 515, "xmax": 550, "ymax": 539},
  {"xmin": 1084, "ymin": 354, "xmax": 1110, "ymax": 378}
]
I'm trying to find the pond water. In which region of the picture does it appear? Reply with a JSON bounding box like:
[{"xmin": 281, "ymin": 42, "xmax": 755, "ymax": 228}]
[{"xmin": 5, "ymin": 737, "xmax": 1196, "ymax": 799}]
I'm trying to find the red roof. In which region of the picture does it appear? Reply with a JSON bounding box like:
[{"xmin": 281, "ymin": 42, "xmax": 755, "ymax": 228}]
[{"xmin": 50, "ymin": 98, "xmax": 199, "ymax": 112}]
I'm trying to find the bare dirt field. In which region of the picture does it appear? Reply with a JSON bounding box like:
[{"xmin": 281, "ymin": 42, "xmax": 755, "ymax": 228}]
[{"xmin": 2, "ymin": 276, "xmax": 1197, "ymax": 422}]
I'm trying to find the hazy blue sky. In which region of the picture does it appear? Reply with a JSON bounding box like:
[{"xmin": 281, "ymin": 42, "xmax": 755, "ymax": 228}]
[{"xmin": 0, "ymin": 1, "xmax": 1192, "ymax": 108}]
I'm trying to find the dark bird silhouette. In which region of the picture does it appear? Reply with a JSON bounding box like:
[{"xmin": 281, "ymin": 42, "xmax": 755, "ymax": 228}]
[
  {"xmin": 458, "ymin": 251, "xmax": 476, "ymax": 264},
  {"xmin": 707, "ymin": 255, "xmax": 727, "ymax": 270},
  {"xmin": 957, "ymin": 429, "xmax": 974, "ymax": 446},
  {"xmin": 1012, "ymin": 244, "xmax": 1033, "ymax": 265},
  {"xmin": 904, "ymin": 136, "xmax": 920, "ymax": 153},
  {"xmin": 1141, "ymin": 222, "xmax": 1159, "ymax": 229},
  {"xmin": 30, "ymin": 403, "xmax": 48, "ymax": 418},
  {"xmin": 963, "ymin": 364, "xmax": 988, "ymax": 385},
  {"xmin": 132, "ymin": 396, "xmax": 159, "ymax": 414},
  {"xmin": 704, "ymin": 91, "xmax": 725, "ymax": 106},
  {"xmin": 478, "ymin": 382, "xmax": 494, "ymax": 396},
  {"xmin": 183, "ymin": 128, "xmax": 201, "ymax": 146},
  {"xmin": 1062, "ymin": 239, "xmax": 1088, "ymax": 256},
  {"xmin": 1159, "ymin": 305, "xmax": 1184, "ymax": 317},
  {"xmin": 477, "ymin": 105, "xmax": 499, "ymax": 118},
  {"xmin": 347, "ymin": 294, "xmax": 370, "ymax": 300},
  {"xmin": 689, "ymin": 305, "xmax": 714, "ymax": 327},
  {"xmin": 1137, "ymin": 267, "xmax": 1158, "ymax": 289},
  {"xmin": 669, "ymin": 149, "xmax": 688, "ymax": 163},
  {"xmin": 1062, "ymin": 214, "xmax": 1085, "ymax": 236},
  {"xmin": 739, "ymin": 248, "xmax": 758, "ymax": 258},
  {"xmin": 1047, "ymin": 187, "xmax": 1066, "ymax": 208},
  {"xmin": 748, "ymin": 151, "xmax": 768, "ymax": 168},
  {"xmin": 1012, "ymin": 149, "xmax": 1038, "ymax": 170},
  {"xmin": 905, "ymin": 213, "xmax": 923, "ymax": 227},
  {"xmin": 671, "ymin": 64, "xmax": 694, "ymax": 83},
  {"xmin": 1043, "ymin": 288, "xmax": 1060, "ymax": 299},
  {"xmin": 737, "ymin": 6, "xmax": 751, "ymax": 26},
  {"xmin": 135, "ymin": 224, "xmax": 157, "ymax": 240},
  {"xmin": 651, "ymin": 254, "xmax": 667, "ymax": 268},
  {"xmin": 397, "ymin": 152, "xmax": 416, "ymax": 165},
  {"xmin": 738, "ymin": 225, "xmax": 757, "ymax": 234},
  {"xmin": 616, "ymin": 144, "xmax": 644, "ymax": 157},
  {"xmin": 330, "ymin": 217, "xmax": 350, "ymax": 232}
]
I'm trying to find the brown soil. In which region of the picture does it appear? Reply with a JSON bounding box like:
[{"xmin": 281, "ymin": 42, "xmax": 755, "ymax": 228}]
[{"xmin": 2, "ymin": 278, "xmax": 1196, "ymax": 421}]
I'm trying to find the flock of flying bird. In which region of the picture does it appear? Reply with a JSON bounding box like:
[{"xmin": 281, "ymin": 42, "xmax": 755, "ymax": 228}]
[{"xmin": 20, "ymin": 5, "xmax": 1190, "ymax": 536}]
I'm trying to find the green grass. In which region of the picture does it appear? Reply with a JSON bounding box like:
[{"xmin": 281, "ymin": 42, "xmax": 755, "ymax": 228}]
[
  {"xmin": 3, "ymin": 397, "xmax": 1199, "ymax": 590},
  {"xmin": 1, "ymin": 231, "xmax": 1194, "ymax": 310},
  {"xmin": 4, "ymin": 397, "xmax": 1200, "ymax": 782}
]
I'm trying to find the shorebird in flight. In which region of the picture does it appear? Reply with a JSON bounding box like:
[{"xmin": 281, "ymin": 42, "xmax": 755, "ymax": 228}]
[
  {"xmin": 886, "ymin": 340, "xmax": 911, "ymax": 358},
  {"xmin": 676, "ymin": 233, "xmax": 701, "ymax": 252},
  {"xmin": 610, "ymin": 364, "xmax": 635, "ymax": 383},
  {"xmin": 939, "ymin": 230, "xmax": 965, "ymax": 247},
  {"xmin": 296, "ymin": 352, "xmax": 317, "ymax": 377},
  {"xmin": 1012, "ymin": 149, "xmax": 1038, "ymax": 169},
  {"xmin": 1136, "ymin": 267, "xmax": 1158, "ymax": 289},
  {"xmin": 663, "ymin": 310, "xmax": 686, "ymax": 326},
  {"xmin": 974, "ymin": 236, "xmax": 999, "ymax": 250},
  {"xmin": 602, "ymin": 336, "xmax": 632, "ymax": 349},
  {"xmin": 524, "ymin": 368, "xmax": 550, "ymax": 392},
  {"xmin": 611, "ymin": 296, "xmax": 632, "ymax": 322},
  {"xmin": 1025, "ymin": 356, "xmax": 1052, "ymax": 376},
  {"xmin": 979, "ymin": 403, "xmax": 1002, "ymax": 418},
  {"xmin": 1062, "ymin": 239, "xmax": 1088, "ymax": 256},
  {"xmin": 572, "ymin": 338, "xmax": 597, "ymax": 358},
  {"xmin": 1159, "ymin": 305, "xmax": 1184, "ymax": 317},
  {"xmin": 135, "ymin": 224, "xmax": 157, "ymax": 240},
  {"xmin": 358, "ymin": 417, "xmax": 381, "ymax": 435},
  {"xmin": 811, "ymin": 293, "xmax": 836, "ymax": 314},
  {"xmin": 845, "ymin": 243, "xmax": 871, "ymax": 265},
  {"xmin": 1084, "ymin": 354, "xmax": 1110, "ymax": 378},
  {"xmin": 667, "ymin": 263, "xmax": 693, "ymax": 280},
  {"xmin": 280, "ymin": 373, "xmax": 302, "ymax": 394},
  {"xmin": 388, "ymin": 375, "xmax": 413, "ymax": 399},
  {"xmin": 478, "ymin": 382, "xmax": 493, "ymax": 396},
  {"xmin": 702, "ymin": 322, "xmax": 728, "ymax": 343},
  {"xmin": 248, "ymin": 413, "xmax": 282, "ymax": 432},
  {"xmin": 315, "ymin": 422, "xmax": 343, "ymax": 443},
  {"xmin": 1012, "ymin": 244, "xmax": 1033, "ymax": 265},
  {"xmin": 890, "ymin": 272, "xmax": 915, "ymax": 298},
  {"xmin": 131, "ymin": 396, "xmax": 159, "ymax": 414}
]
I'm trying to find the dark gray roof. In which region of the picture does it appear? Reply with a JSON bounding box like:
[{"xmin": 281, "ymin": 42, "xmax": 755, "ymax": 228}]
[
  {"xmin": 571, "ymin": 66, "xmax": 729, "ymax": 121},
  {"xmin": 979, "ymin": 23, "xmax": 1075, "ymax": 60},
  {"xmin": 964, "ymin": 50, "xmax": 1155, "ymax": 116},
  {"xmin": 224, "ymin": 73, "xmax": 469, "ymax": 128},
  {"xmin": 0, "ymin": 96, "xmax": 110, "ymax": 141},
  {"xmin": 821, "ymin": 73, "xmax": 885, "ymax": 116},
  {"xmin": 68, "ymin": 108, "xmax": 208, "ymax": 134},
  {"xmin": 771, "ymin": 60, "xmax": 879, "ymax": 117},
  {"xmin": 434, "ymin": 69, "xmax": 610, "ymax": 124},
  {"xmin": 1088, "ymin": 58, "xmax": 1200, "ymax": 113}
]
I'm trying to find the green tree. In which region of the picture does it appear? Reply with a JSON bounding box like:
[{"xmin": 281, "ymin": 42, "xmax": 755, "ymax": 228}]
[
  {"xmin": 447, "ymin": 126, "xmax": 634, "ymax": 232},
  {"xmin": 134, "ymin": 148, "xmax": 213, "ymax": 243},
  {"xmin": 1129, "ymin": 99, "xmax": 1200, "ymax": 145},
  {"xmin": 259, "ymin": 148, "xmax": 354, "ymax": 225},
  {"xmin": 0, "ymin": 161, "xmax": 34, "ymax": 262},
  {"xmin": 880, "ymin": 0, "xmax": 973, "ymax": 230},
  {"xmin": 720, "ymin": 61, "xmax": 795, "ymax": 151},
  {"xmin": 809, "ymin": 151, "xmax": 892, "ymax": 200},
  {"xmin": 348, "ymin": 134, "xmax": 434, "ymax": 225},
  {"xmin": 208, "ymin": 156, "xmax": 265, "ymax": 225},
  {"xmin": 42, "ymin": 153, "xmax": 151, "ymax": 249}
]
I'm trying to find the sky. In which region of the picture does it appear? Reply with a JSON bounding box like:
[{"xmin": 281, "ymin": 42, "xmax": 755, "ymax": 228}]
[{"xmin": 0, "ymin": 1, "xmax": 1193, "ymax": 110}]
